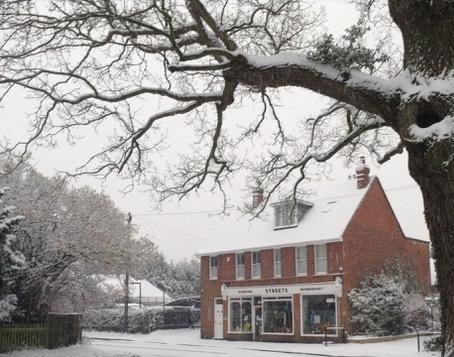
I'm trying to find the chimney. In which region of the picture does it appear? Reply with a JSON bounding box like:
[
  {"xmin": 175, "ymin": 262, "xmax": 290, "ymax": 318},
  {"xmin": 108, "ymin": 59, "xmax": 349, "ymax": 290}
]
[
  {"xmin": 355, "ymin": 156, "xmax": 370, "ymax": 189},
  {"xmin": 252, "ymin": 186, "xmax": 264, "ymax": 209}
]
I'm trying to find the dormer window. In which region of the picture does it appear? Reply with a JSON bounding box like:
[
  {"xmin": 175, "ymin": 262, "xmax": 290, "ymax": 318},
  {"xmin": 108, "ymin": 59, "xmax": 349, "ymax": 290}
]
[{"xmin": 273, "ymin": 199, "xmax": 313, "ymax": 229}]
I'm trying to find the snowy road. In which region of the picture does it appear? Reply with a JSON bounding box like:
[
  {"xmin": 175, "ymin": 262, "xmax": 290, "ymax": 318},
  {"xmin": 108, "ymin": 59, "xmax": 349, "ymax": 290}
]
[
  {"xmin": 82, "ymin": 329, "xmax": 439, "ymax": 357},
  {"xmin": 2, "ymin": 329, "xmax": 439, "ymax": 357},
  {"xmin": 87, "ymin": 338, "xmax": 356, "ymax": 357}
]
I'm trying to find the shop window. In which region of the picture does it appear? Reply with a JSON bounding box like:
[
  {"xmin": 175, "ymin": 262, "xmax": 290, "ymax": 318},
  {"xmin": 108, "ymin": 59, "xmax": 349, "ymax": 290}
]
[
  {"xmin": 236, "ymin": 253, "xmax": 245, "ymax": 279},
  {"xmin": 274, "ymin": 249, "xmax": 281, "ymax": 277},
  {"xmin": 229, "ymin": 298, "xmax": 252, "ymax": 333},
  {"xmin": 209, "ymin": 256, "xmax": 218, "ymax": 280},
  {"xmin": 263, "ymin": 297, "xmax": 293, "ymax": 334},
  {"xmin": 302, "ymin": 295, "xmax": 336, "ymax": 335},
  {"xmin": 315, "ymin": 244, "xmax": 327, "ymax": 274},
  {"xmin": 296, "ymin": 246, "xmax": 307, "ymax": 275},
  {"xmin": 251, "ymin": 251, "xmax": 261, "ymax": 279}
]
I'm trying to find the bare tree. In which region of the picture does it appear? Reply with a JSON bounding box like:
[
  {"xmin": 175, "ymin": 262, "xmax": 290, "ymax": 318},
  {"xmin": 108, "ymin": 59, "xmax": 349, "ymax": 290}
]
[{"xmin": 0, "ymin": 0, "xmax": 453, "ymax": 354}]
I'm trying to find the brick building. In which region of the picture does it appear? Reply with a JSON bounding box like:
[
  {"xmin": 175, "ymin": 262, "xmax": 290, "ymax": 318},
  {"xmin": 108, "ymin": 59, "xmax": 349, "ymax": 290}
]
[{"xmin": 198, "ymin": 159, "xmax": 430, "ymax": 343}]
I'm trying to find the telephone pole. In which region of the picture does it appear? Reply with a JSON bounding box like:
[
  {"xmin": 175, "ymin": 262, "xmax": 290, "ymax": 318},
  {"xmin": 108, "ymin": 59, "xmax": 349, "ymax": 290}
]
[{"xmin": 123, "ymin": 212, "xmax": 132, "ymax": 333}]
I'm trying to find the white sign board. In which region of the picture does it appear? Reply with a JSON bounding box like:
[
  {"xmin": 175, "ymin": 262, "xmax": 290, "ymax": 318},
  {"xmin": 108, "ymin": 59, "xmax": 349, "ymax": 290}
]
[{"xmin": 222, "ymin": 281, "xmax": 342, "ymax": 298}]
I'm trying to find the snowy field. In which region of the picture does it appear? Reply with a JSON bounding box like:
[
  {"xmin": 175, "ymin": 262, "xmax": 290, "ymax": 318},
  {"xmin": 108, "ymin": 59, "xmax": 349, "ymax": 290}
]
[{"xmin": 2, "ymin": 328, "xmax": 440, "ymax": 357}]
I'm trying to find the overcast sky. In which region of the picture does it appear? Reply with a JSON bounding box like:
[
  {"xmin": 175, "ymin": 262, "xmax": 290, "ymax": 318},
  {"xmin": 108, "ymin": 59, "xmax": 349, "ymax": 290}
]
[{"xmin": 1, "ymin": 0, "xmax": 429, "ymax": 262}]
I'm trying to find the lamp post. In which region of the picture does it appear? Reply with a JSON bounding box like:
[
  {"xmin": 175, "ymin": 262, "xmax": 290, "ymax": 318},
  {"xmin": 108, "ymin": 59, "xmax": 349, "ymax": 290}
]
[{"xmin": 123, "ymin": 212, "xmax": 132, "ymax": 333}]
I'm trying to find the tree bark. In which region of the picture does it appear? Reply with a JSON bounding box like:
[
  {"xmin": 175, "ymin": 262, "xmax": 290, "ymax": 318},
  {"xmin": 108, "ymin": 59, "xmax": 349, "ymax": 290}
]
[
  {"xmin": 405, "ymin": 139, "xmax": 454, "ymax": 356},
  {"xmin": 390, "ymin": 1, "xmax": 454, "ymax": 354}
]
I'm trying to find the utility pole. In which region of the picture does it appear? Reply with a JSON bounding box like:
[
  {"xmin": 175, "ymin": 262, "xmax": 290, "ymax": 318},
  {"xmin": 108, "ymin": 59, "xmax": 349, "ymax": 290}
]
[{"xmin": 123, "ymin": 212, "xmax": 132, "ymax": 333}]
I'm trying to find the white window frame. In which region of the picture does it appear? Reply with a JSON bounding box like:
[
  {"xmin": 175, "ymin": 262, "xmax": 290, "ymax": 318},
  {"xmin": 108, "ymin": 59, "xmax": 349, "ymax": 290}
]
[
  {"xmin": 274, "ymin": 248, "xmax": 282, "ymax": 278},
  {"xmin": 295, "ymin": 246, "xmax": 308, "ymax": 276},
  {"xmin": 262, "ymin": 296, "xmax": 294, "ymax": 335},
  {"xmin": 251, "ymin": 251, "xmax": 261, "ymax": 279},
  {"xmin": 209, "ymin": 256, "xmax": 218, "ymax": 280},
  {"xmin": 236, "ymin": 253, "xmax": 245, "ymax": 280},
  {"xmin": 228, "ymin": 297, "xmax": 253, "ymax": 334},
  {"xmin": 300, "ymin": 295, "xmax": 338, "ymax": 337},
  {"xmin": 314, "ymin": 244, "xmax": 328, "ymax": 275},
  {"xmin": 274, "ymin": 203, "xmax": 298, "ymax": 229}
]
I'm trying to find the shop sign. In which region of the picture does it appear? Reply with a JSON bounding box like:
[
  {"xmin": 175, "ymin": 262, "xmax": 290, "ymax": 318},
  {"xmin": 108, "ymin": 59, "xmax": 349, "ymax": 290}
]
[{"xmin": 222, "ymin": 281, "xmax": 342, "ymax": 298}]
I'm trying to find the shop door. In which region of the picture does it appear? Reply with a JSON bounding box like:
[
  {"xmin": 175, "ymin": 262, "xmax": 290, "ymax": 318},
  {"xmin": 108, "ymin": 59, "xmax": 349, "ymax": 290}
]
[
  {"xmin": 214, "ymin": 299, "xmax": 223, "ymax": 339},
  {"xmin": 254, "ymin": 306, "xmax": 262, "ymax": 340}
]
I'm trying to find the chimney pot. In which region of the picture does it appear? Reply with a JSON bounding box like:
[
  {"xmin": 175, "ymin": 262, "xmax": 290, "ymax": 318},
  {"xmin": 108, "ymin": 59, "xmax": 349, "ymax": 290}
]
[
  {"xmin": 355, "ymin": 156, "xmax": 370, "ymax": 189},
  {"xmin": 252, "ymin": 186, "xmax": 264, "ymax": 209}
]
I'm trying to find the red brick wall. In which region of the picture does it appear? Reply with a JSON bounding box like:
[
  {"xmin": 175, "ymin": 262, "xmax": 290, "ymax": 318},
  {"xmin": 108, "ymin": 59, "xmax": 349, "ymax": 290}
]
[{"xmin": 341, "ymin": 177, "xmax": 430, "ymax": 331}]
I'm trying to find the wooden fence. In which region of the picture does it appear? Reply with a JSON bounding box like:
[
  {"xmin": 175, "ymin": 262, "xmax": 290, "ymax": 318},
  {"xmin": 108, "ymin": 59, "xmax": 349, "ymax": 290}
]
[
  {"xmin": 0, "ymin": 314, "xmax": 81, "ymax": 353},
  {"xmin": 0, "ymin": 322, "xmax": 48, "ymax": 353}
]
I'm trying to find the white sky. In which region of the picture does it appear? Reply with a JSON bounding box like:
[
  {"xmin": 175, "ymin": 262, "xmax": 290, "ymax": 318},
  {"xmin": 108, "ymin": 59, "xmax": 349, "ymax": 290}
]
[{"xmin": 1, "ymin": 0, "xmax": 429, "ymax": 261}]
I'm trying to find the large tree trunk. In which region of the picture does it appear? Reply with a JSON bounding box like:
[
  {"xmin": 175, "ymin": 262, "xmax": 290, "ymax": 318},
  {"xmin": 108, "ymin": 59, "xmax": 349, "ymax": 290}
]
[
  {"xmin": 406, "ymin": 141, "xmax": 454, "ymax": 357},
  {"xmin": 389, "ymin": 1, "xmax": 454, "ymax": 355}
]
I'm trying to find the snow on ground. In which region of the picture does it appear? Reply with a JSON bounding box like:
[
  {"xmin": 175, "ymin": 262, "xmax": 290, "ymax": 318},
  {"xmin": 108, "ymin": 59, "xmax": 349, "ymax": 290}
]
[
  {"xmin": 1, "ymin": 344, "xmax": 126, "ymax": 357},
  {"xmin": 2, "ymin": 329, "xmax": 440, "ymax": 357}
]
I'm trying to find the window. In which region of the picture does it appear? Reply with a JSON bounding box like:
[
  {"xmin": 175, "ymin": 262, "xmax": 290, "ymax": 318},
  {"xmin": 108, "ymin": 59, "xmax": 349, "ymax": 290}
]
[
  {"xmin": 251, "ymin": 251, "xmax": 261, "ymax": 279},
  {"xmin": 229, "ymin": 298, "xmax": 252, "ymax": 333},
  {"xmin": 296, "ymin": 246, "xmax": 307, "ymax": 275},
  {"xmin": 209, "ymin": 256, "xmax": 218, "ymax": 280},
  {"xmin": 314, "ymin": 244, "xmax": 327, "ymax": 274},
  {"xmin": 236, "ymin": 253, "xmax": 245, "ymax": 279},
  {"xmin": 273, "ymin": 200, "xmax": 313, "ymax": 229},
  {"xmin": 274, "ymin": 203, "xmax": 296, "ymax": 228},
  {"xmin": 274, "ymin": 249, "xmax": 282, "ymax": 277},
  {"xmin": 302, "ymin": 295, "xmax": 336, "ymax": 335},
  {"xmin": 263, "ymin": 297, "xmax": 293, "ymax": 334}
]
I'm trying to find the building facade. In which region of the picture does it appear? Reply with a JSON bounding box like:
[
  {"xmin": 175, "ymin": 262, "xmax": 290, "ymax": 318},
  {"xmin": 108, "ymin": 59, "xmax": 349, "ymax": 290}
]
[{"xmin": 199, "ymin": 161, "xmax": 430, "ymax": 343}]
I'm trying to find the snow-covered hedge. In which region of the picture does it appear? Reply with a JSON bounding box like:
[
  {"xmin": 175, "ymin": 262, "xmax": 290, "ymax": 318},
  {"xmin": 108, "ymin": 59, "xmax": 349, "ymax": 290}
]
[
  {"xmin": 349, "ymin": 271, "xmax": 432, "ymax": 336},
  {"xmin": 82, "ymin": 307, "xmax": 162, "ymax": 334}
]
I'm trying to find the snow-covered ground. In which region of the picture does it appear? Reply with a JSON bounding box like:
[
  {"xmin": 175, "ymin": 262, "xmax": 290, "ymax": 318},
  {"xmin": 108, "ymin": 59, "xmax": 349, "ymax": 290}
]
[{"xmin": 2, "ymin": 328, "xmax": 440, "ymax": 357}]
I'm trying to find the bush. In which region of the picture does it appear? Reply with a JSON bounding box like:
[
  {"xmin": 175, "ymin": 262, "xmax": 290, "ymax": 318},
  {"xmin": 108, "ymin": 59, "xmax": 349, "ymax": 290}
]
[
  {"xmin": 82, "ymin": 307, "xmax": 162, "ymax": 333},
  {"xmin": 349, "ymin": 272, "xmax": 405, "ymax": 336},
  {"xmin": 349, "ymin": 270, "xmax": 433, "ymax": 336},
  {"xmin": 424, "ymin": 334, "xmax": 443, "ymax": 352},
  {"xmin": 403, "ymin": 294, "xmax": 431, "ymax": 330}
]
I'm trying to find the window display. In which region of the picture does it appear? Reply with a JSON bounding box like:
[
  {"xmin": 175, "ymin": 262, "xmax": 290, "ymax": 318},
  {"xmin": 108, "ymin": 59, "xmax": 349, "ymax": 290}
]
[
  {"xmin": 229, "ymin": 298, "xmax": 252, "ymax": 332},
  {"xmin": 302, "ymin": 295, "xmax": 336, "ymax": 335},
  {"xmin": 263, "ymin": 298, "xmax": 293, "ymax": 334}
]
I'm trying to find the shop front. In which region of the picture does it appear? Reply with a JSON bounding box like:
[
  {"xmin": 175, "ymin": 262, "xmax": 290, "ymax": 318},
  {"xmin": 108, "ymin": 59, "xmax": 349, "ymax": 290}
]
[{"xmin": 221, "ymin": 281, "xmax": 343, "ymax": 342}]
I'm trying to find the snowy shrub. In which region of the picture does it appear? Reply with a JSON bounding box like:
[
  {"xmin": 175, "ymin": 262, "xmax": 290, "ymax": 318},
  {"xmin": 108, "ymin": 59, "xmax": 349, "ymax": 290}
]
[
  {"xmin": 403, "ymin": 293, "xmax": 432, "ymax": 330},
  {"xmin": 0, "ymin": 294, "xmax": 18, "ymax": 321},
  {"xmin": 349, "ymin": 272, "xmax": 405, "ymax": 336},
  {"xmin": 349, "ymin": 270, "xmax": 432, "ymax": 336},
  {"xmin": 82, "ymin": 307, "xmax": 162, "ymax": 333},
  {"xmin": 424, "ymin": 334, "xmax": 443, "ymax": 352}
]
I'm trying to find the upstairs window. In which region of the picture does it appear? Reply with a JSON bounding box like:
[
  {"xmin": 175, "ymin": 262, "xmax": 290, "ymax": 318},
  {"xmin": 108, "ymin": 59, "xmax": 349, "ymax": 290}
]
[
  {"xmin": 315, "ymin": 244, "xmax": 327, "ymax": 274},
  {"xmin": 273, "ymin": 200, "xmax": 313, "ymax": 229},
  {"xmin": 251, "ymin": 251, "xmax": 261, "ymax": 279},
  {"xmin": 296, "ymin": 246, "xmax": 307, "ymax": 275},
  {"xmin": 274, "ymin": 248, "xmax": 282, "ymax": 277},
  {"xmin": 209, "ymin": 256, "xmax": 218, "ymax": 280},
  {"xmin": 236, "ymin": 253, "xmax": 245, "ymax": 280},
  {"xmin": 274, "ymin": 203, "xmax": 296, "ymax": 228}
]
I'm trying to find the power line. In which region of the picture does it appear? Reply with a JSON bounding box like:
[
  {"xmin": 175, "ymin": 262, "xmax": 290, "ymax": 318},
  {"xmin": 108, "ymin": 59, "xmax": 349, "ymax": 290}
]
[
  {"xmin": 131, "ymin": 185, "xmax": 420, "ymax": 217},
  {"xmin": 133, "ymin": 209, "xmax": 227, "ymax": 216}
]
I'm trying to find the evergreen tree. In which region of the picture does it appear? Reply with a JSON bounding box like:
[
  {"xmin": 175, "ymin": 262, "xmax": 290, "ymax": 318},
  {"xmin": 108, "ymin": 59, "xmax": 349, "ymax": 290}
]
[{"xmin": 0, "ymin": 188, "xmax": 23, "ymax": 321}]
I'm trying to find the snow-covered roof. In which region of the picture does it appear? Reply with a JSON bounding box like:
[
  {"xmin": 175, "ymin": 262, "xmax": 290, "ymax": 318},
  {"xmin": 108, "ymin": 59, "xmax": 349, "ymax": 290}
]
[
  {"xmin": 198, "ymin": 176, "xmax": 430, "ymax": 256},
  {"xmin": 96, "ymin": 275, "xmax": 171, "ymax": 300},
  {"xmin": 198, "ymin": 178, "xmax": 373, "ymax": 255}
]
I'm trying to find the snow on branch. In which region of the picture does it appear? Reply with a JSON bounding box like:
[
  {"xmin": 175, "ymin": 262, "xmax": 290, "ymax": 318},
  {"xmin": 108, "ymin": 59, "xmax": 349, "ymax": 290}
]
[{"xmin": 408, "ymin": 116, "xmax": 454, "ymax": 143}]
